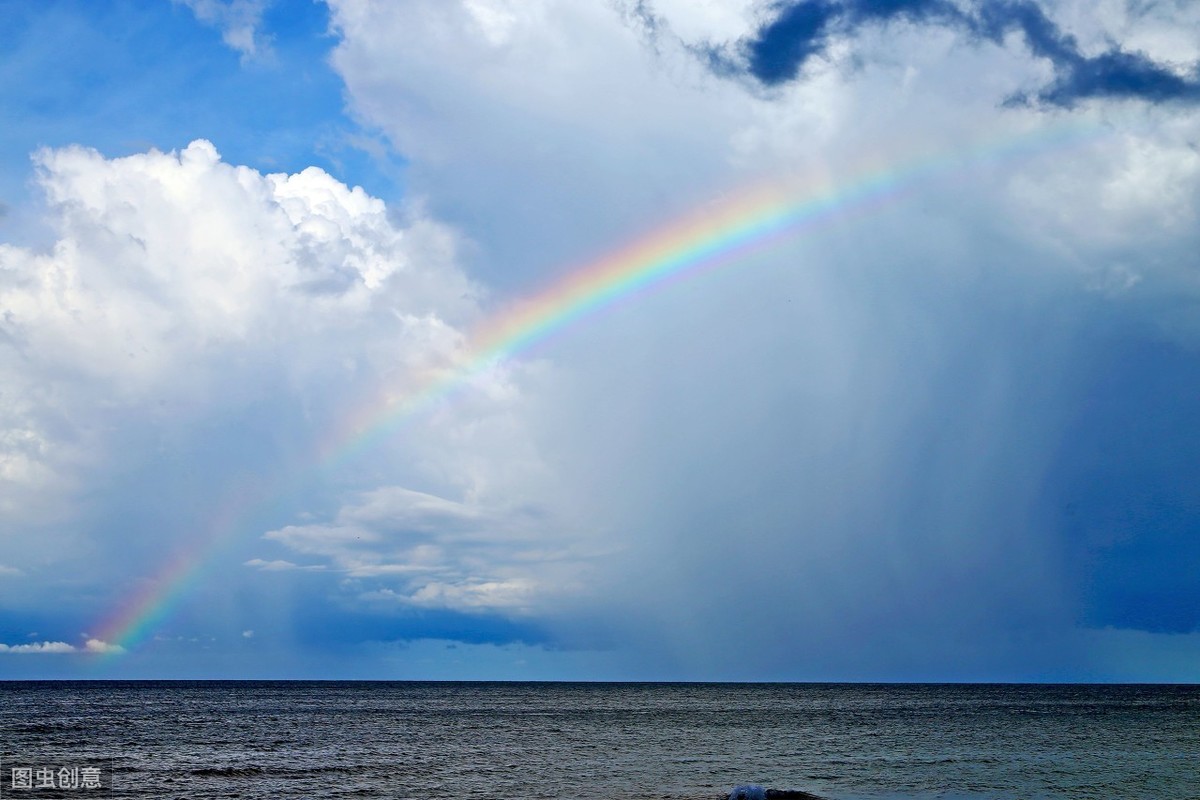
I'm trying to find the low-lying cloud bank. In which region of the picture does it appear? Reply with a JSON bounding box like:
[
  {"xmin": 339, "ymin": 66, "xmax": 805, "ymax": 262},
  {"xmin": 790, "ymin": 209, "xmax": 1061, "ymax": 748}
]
[{"xmin": 0, "ymin": 638, "xmax": 123, "ymax": 654}]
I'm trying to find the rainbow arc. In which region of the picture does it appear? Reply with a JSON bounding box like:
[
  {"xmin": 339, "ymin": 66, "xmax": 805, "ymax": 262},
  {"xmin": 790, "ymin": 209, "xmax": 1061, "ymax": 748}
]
[{"xmin": 92, "ymin": 121, "xmax": 1099, "ymax": 655}]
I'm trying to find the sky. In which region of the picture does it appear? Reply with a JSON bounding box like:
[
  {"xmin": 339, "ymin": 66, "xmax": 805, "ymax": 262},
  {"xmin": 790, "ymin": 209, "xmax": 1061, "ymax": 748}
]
[{"xmin": 0, "ymin": 0, "xmax": 1198, "ymax": 681}]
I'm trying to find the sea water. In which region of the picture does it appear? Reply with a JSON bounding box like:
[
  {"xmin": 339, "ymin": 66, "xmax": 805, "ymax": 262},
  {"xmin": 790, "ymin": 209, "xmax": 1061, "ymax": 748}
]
[{"xmin": 1, "ymin": 682, "xmax": 1196, "ymax": 799}]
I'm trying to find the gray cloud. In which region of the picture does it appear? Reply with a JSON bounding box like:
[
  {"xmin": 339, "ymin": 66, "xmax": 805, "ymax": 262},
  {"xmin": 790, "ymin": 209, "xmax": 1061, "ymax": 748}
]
[
  {"xmin": 312, "ymin": 0, "xmax": 1200, "ymax": 678},
  {"xmin": 260, "ymin": 486, "xmax": 592, "ymax": 617}
]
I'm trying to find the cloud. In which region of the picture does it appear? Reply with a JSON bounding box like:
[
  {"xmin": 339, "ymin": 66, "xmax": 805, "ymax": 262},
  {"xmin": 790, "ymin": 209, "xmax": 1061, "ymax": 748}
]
[
  {"xmin": 317, "ymin": 0, "xmax": 1200, "ymax": 679},
  {"xmin": 0, "ymin": 138, "xmax": 539, "ymax": 636},
  {"xmin": 0, "ymin": 139, "xmax": 479, "ymax": 503},
  {"xmin": 260, "ymin": 486, "xmax": 590, "ymax": 615},
  {"xmin": 717, "ymin": 0, "xmax": 1200, "ymax": 106},
  {"xmin": 326, "ymin": 0, "xmax": 762, "ymax": 289},
  {"xmin": 0, "ymin": 564, "xmax": 22, "ymax": 576},
  {"xmin": 242, "ymin": 629, "xmax": 254, "ymax": 638},
  {"xmin": 361, "ymin": 580, "xmax": 536, "ymax": 610},
  {"xmin": 177, "ymin": 0, "xmax": 274, "ymax": 60},
  {"xmin": 636, "ymin": 0, "xmax": 759, "ymax": 42},
  {"xmin": 0, "ymin": 637, "xmax": 123, "ymax": 654},
  {"xmin": 974, "ymin": 1, "xmax": 1200, "ymax": 106},
  {"xmin": 0, "ymin": 640, "xmax": 76, "ymax": 654},
  {"xmin": 732, "ymin": 0, "xmax": 963, "ymax": 84},
  {"xmin": 83, "ymin": 638, "xmax": 125, "ymax": 654},
  {"xmin": 243, "ymin": 558, "xmax": 326, "ymax": 572}
]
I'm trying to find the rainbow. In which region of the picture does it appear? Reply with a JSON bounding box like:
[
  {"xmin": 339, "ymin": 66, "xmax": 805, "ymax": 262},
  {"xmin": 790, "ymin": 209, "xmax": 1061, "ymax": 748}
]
[{"xmin": 90, "ymin": 121, "xmax": 1099, "ymax": 655}]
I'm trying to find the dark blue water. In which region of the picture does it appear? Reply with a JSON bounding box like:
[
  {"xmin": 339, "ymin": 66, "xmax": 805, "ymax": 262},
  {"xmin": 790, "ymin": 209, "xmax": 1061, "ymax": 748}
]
[{"xmin": 1, "ymin": 682, "xmax": 1196, "ymax": 799}]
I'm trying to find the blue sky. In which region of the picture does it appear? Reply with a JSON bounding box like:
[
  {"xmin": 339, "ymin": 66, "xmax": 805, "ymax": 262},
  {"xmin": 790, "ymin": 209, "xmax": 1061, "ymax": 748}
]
[
  {"xmin": 0, "ymin": 0, "xmax": 397, "ymax": 225},
  {"xmin": 1, "ymin": 0, "xmax": 1199, "ymax": 680}
]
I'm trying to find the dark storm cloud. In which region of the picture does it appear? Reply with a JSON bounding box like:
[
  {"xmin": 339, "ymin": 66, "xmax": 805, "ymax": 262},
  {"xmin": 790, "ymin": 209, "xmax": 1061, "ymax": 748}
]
[{"xmin": 727, "ymin": 0, "xmax": 1200, "ymax": 107}]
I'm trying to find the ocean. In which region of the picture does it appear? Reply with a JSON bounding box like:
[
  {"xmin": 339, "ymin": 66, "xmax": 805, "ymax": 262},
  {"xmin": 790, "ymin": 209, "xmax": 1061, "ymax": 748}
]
[{"xmin": 1, "ymin": 682, "xmax": 1196, "ymax": 799}]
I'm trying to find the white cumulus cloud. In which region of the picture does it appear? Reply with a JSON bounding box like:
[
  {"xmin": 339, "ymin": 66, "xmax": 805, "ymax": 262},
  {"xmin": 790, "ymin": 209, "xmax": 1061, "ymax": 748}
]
[
  {"xmin": 83, "ymin": 638, "xmax": 125, "ymax": 654},
  {"xmin": 0, "ymin": 138, "xmax": 544, "ymax": 597}
]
